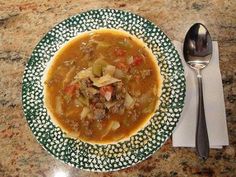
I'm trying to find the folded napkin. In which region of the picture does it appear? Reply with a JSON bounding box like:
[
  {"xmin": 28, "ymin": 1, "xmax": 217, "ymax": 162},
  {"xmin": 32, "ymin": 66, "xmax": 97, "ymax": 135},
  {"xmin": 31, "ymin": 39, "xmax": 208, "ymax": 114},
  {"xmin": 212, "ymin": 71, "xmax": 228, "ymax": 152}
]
[{"xmin": 172, "ymin": 41, "xmax": 229, "ymax": 148}]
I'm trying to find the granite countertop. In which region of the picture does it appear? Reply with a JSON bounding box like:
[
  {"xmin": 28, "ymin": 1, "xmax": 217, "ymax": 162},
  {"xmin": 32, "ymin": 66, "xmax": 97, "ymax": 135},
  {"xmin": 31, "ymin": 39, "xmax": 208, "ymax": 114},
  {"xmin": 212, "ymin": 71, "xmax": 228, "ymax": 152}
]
[{"xmin": 0, "ymin": 0, "xmax": 235, "ymax": 177}]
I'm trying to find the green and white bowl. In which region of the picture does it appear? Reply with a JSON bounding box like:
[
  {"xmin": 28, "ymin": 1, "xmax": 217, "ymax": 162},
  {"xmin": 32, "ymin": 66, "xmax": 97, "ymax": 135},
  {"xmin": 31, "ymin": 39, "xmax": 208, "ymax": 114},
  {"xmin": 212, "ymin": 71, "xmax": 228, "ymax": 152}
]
[{"xmin": 22, "ymin": 9, "xmax": 185, "ymax": 172}]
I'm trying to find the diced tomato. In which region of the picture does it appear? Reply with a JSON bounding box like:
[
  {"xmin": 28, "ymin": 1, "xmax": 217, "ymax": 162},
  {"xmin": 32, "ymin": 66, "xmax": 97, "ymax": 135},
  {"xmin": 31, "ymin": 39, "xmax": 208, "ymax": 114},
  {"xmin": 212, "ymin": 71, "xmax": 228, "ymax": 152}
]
[
  {"xmin": 64, "ymin": 83, "xmax": 79, "ymax": 96},
  {"xmin": 114, "ymin": 48, "xmax": 126, "ymax": 57},
  {"xmin": 99, "ymin": 85, "xmax": 113, "ymax": 97},
  {"xmin": 132, "ymin": 55, "xmax": 143, "ymax": 66}
]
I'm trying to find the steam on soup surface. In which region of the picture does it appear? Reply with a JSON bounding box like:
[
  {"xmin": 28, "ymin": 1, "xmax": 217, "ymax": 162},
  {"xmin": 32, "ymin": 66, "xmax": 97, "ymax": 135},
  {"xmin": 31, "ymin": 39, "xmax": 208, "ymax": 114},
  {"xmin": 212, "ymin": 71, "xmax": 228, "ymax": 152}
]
[{"xmin": 43, "ymin": 29, "xmax": 162, "ymax": 144}]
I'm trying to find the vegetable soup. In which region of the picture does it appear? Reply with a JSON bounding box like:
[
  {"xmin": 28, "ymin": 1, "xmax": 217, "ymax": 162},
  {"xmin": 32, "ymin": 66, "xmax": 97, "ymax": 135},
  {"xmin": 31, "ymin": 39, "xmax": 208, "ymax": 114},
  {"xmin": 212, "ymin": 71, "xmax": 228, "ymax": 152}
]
[{"xmin": 43, "ymin": 29, "xmax": 162, "ymax": 144}]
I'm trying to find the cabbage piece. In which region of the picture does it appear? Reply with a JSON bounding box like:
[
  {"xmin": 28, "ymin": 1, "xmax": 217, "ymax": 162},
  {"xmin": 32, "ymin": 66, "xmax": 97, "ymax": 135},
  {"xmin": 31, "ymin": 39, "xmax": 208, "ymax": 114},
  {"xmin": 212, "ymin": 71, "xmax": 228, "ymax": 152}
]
[
  {"xmin": 80, "ymin": 107, "xmax": 90, "ymax": 119},
  {"xmin": 104, "ymin": 101, "xmax": 118, "ymax": 109},
  {"xmin": 101, "ymin": 120, "xmax": 120, "ymax": 139},
  {"xmin": 100, "ymin": 122, "xmax": 112, "ymax": 139},
  {"xmin": 142, "ymin": 104, "xmax": 154, "ymax": 114},
  {"xmin": 90, "ymin": 39, "xmax": 111, "ymax": 48},
  {"xmin": 74, "ymin": 67, "xmax": 93, "ymax": 80},
  {"xmin": 114, "ymin": 69, "xmax": 125, "ymax": 79},
  {"xmin": 63, "ymin": 60, "xmax": 75, "ymax": 66},
  {"xmin": 63, "ymin": 66, "xmax": 76, "ymax": 86},
  {"xmin": 87, "ymin": 87, "xmax": 99, "ymax": 95},
  {"xmin": 95, "ymin": 40, "xmax": 110, "ymax": 48},
  {"xmin": 124, "ymin": 92, "xmax": 135, "ymax": 109},
  {"xmin": 92, "ymin": 74, "xmax": 121, "ymax": 87},
  {"xmin": 55, "ymin": 96, "xmax": 63, "ymax": 115},
  {"xmin": 77, "ymin": 96, "xmax": 89, "ymax": 107}
]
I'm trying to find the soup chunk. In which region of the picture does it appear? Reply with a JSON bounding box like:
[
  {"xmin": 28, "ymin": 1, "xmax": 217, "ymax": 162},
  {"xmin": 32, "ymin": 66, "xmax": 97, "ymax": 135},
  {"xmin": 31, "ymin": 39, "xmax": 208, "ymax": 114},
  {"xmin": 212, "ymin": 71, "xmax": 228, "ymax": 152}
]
[{"xmin": 44, "ymin": 29, "xmax": 161, "ymax": 144}]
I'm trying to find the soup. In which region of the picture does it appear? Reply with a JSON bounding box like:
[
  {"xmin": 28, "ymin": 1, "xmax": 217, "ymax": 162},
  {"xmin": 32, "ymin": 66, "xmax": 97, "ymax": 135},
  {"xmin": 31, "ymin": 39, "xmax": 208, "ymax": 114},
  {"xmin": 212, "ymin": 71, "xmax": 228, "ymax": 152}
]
[{"xmin": 43, "ymin": 29, "xmax": 162, "ymax": 144}]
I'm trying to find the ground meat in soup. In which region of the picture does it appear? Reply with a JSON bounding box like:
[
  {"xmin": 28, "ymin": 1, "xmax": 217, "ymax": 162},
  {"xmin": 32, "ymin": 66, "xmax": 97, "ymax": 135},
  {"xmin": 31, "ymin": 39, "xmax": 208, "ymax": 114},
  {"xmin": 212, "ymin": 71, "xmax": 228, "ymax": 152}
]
[
  {"xmin": 93, "ymin": 108, "xmax": 106, "ymax": 120},
  {"xmin": 43, "ymin": 29, "xmax": 161, "ymax": 144}
]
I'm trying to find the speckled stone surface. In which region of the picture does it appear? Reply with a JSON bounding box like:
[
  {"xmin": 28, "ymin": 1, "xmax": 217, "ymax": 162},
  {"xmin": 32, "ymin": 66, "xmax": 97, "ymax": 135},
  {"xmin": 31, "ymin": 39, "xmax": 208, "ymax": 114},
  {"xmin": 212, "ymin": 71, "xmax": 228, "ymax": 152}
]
[{"xmin": 0, "ymin": 0, "xmax": 235, "ymax": 177}]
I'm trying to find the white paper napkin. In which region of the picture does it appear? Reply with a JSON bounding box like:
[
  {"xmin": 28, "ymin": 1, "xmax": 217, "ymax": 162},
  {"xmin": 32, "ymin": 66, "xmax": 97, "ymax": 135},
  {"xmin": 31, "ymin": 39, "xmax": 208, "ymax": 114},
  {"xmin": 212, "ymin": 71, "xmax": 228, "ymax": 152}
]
[{"xmin": 172, "ymin": 41, "xmax": 229, "ymax": 148}]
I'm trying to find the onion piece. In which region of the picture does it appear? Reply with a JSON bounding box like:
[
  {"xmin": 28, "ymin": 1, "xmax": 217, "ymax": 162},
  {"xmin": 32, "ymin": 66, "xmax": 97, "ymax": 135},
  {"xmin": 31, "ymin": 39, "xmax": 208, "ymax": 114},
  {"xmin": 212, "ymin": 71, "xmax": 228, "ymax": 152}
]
[
  {"xmin": 127, "ymin": 56, "xmax": 134, "ymax": 65},
  {"xmin": 111, "ymin": 121, "xmax": 120, "ymax": 130},
  {"xmin": 92, "ymin": 74, "xmax": 121, "ymax": 87},
  {"xmin": 104, "ymin": 91, "xmax": 112, "ymax": 101},
  {"xmin": 124, "ymin": 92, "xmax": 135, "ymax": 109}
]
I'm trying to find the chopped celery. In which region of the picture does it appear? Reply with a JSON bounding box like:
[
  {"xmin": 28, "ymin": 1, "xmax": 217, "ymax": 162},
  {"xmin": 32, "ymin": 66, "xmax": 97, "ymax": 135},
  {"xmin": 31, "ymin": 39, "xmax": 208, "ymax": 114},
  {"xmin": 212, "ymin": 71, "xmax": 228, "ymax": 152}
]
[{"xmin": 92, "ymin": 58, "xmax": 108, "ymax": 77}]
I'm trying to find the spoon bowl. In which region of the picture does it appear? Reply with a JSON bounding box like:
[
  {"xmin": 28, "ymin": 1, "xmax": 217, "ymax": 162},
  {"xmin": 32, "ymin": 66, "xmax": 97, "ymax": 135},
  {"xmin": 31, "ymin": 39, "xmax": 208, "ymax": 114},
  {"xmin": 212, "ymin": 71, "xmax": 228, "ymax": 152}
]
[
  {"xmin": 183, "ymin": 23, "xmax": 212, "ymax": 159},
  {"xmin": 184, "ymin": 23, "xmax": 212, "ymax": 70}
]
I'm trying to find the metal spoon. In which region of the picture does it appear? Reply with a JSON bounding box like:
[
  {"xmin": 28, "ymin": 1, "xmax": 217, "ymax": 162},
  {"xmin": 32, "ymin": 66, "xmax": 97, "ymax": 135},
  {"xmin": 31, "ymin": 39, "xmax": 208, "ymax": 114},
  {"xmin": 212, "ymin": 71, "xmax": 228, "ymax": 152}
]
[{"xmin": 183, "ymin": 23, "xmax": 212, "ymax": 160}]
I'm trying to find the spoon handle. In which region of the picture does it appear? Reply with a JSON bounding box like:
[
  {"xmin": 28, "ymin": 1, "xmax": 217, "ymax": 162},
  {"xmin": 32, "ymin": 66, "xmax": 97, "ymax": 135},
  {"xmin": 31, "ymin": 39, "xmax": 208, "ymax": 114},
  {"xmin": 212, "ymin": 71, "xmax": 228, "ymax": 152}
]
[{"xmin": 196, "ymin": 74, "xmax": 209, "ymax": 160}]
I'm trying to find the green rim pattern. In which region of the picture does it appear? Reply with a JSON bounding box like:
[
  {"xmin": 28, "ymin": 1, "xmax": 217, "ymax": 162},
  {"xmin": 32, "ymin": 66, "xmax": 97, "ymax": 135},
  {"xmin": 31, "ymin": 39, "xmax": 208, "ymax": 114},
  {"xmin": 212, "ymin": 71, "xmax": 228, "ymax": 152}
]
[{"xmin": 22, "ymin": 9, "xmax": 185, "ymax": 172}]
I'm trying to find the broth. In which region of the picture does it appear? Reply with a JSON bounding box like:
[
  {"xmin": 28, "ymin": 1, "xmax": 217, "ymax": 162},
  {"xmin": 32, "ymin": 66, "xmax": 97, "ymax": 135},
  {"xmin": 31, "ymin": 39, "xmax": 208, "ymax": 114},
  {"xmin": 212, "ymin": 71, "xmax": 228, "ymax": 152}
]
[{"xmin": 43, "ymin": 29, "xmax": 162, "ymax": 144}]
